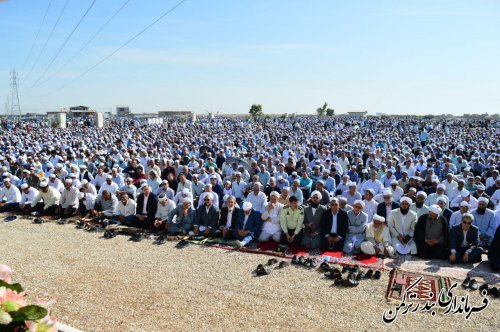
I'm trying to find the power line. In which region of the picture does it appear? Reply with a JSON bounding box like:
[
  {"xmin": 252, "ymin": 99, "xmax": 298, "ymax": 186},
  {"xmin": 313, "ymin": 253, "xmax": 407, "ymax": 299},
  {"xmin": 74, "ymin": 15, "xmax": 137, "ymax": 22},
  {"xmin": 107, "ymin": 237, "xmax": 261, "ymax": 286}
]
[
  {"xmin": 38, "ymin": 0, "xmax": 188, "ymax": 97},
  {"xmin": 25, "ymin": 0, "xmax": 98, "ymax": 94},
  {"xmin": 23, "ymin": 0, "xmax": 71, "ymax": 83},
  {"xmin": 20, "ymin": 0, "xmax": 54, "ymax": 74},
  {"xmin": 39, "ymin": 0, "xmax": 132, "ymax": 86}
]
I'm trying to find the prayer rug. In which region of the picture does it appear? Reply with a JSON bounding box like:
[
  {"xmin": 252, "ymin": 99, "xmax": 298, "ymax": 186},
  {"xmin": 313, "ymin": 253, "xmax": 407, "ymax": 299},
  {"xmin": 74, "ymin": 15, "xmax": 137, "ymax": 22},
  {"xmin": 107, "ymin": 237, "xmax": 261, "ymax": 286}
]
[{"xmin": 386, "ymin": 268, "xmax": 452, "ymax": 304}]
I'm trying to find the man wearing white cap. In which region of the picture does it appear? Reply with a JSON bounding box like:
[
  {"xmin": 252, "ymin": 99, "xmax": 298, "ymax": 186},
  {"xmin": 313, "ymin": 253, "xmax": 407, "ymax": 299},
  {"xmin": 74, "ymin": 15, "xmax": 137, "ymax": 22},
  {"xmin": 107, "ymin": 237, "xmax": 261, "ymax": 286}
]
[
  {"xmin": 77, "ymin": 191, "xmax": 96, "ymax": 217},
  {"xmin": 244, "ymin": 182, "xmax": 266, "ymax": 214},
  {"xmin": 193, "ymin": 193, "xmax": 220, "ymax": 237},
  {"xmin": 343, "ymin": 200, "xmax": 368, "ymax": 253},
  {"xmin": 360, "ymin": 214, "xmax": 394, "ymax": 257},
  {"xmin": 259, "ymin": 191, "xmax": 284, "ymax": 243},
  {"xmin": 48, "ymin": 174, "xmax": 64, "ymax": 193},
  {"xmin": 58, "ymin": 178, "xmax": 79, "ymax": 218},
  {"xmin": 388, "ymin": 179, "xmax": 403, "ymax": 201},
  {"xmin": 450, "ymin": 190, "xmax": 478, "ymax": 210},
  {"xmin": 426, "ymin": 183, "xmax": 448, "ymax": 206},
  {"xmin": 174, "ymin": 187, "xmax": 194, "ymax": 205},
  {"xmin": 376, "ymin": 190, "xmax": 400, "ymax": 221},
  {"xmin": 471, "ymin": 197, "xmax": 496, "ymax": 246},
  {"xmin": 154, "ymin": 194, "xmax": 176, "ymax": 228},
  {"xmin": 436, "ymin": 197, "xmax": 453, "ymax": 223},
  {"xmin": 361, "ymin": 170, "xmax": 384, "ymax": 196},
  {"xmin": 218, "ymin": 195, "xmax": 240, "ymax": 239},
  {"xmin": 80, "ymin": 179, "xmax": 98, "ymax": 197},
  {"xmin": 300, "ymin": 190, "xmax": 325, "ymax": 248},
  {"xmin": 410, "ymin": 191, "xmax": 429, "ymax": 218},
  {"xmin": 0, "ymin": 178, "xmax": 21, "ymax": 212},
  {"xmin": 98, "ymin": 175, "xmax": 119, "ymax": 195},
  {"xmin": 342, "ymin": 182, "xmax": 362, "ymax": 207},
  {"xmin": 414, "ymin": 204, "xmax": 449, "ymax": 259},
  {"xmin": 234, "ymin": 201, "xmax": 262, "ymax": 249},
  {"xmin": 31, "ymin": 181, "xmax": 61, "ymax": 216},
  {"xmin": 388, "ymin": 197, "xmax": 417, "ymax": 255},
  {"xmin": 78, "ymin": 164, "xmax": 94, "ymax": 183},
  {"xmin": 276, "ymin": 175, "xmax": 289, "ymax": 191},
  {"xmin": 18, "ymin": 183, "xmax": 39, "ymax": 214},
  {"xmin": 197, "ymin": 184, "xmax": 219, "ymax": 209},
  {"xmin": 155, "ymin": 180, "xmax": 175, "ymax": 200},
  {"xmin": 449, "ymin": 201, "xmax": 470, "ymax": 229},
  {"xmin": 166, "ymin": 197, "xmax": 196, "ymax": 234}
]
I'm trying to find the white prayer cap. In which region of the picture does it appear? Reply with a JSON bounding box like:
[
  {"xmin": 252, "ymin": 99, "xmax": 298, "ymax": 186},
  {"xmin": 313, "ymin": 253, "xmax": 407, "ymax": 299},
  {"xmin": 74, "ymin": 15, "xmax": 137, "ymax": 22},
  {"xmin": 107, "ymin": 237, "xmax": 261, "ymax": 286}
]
[
  {"xmin": 311, "ymin": 190, "xmax": 322, "ymax": 198},
  {"xmin": 478, "ymin": 197, "xmax": 489, "ymax": 204},
  {"xmin": 428, "ymin": 204, "xmax": 442, "ymax": 215},
  {"xmin": 460, "ymin": 190, "xmax": 470, "ymax": 198},
  {"xmin": 243, "ymin": 202, "xmax": 253, "ymax": 210},
  {"xmin": 141, "ymin": 183, "xmax": 148, "ymax": 188},
  {"xmin": 79, "ymin": 165, "xmax": 86, "ymax": 169},
  {"xmin": 373, "ymin": 214, "xmax": 385, "ymax": 222},
  {"xmin": 277, "ymin": 175, "xmax": 283, "ymax": 180},
  {"xmin": 416, "ymin": 191, "xmax": 427, "ymax": 198},
  {"xmin": 382, "ymin": 189, "xmax": 392, "ymax": 196},
  {"xmin": 390, "ymin": 179, "xmax": 398, "ymax": 185},
  {"xmin": 270, "ymin": 191, "xmax": 280, "ymax": 198},
  {"xmin": 205, "ymin": 183, "xmax": 212, "ymax": 188},
  {"xmin": 460, "ymin": 201, "xmax": 470, "ymax": 208},
  {"xmin": 2, "ymin": 178, "xmax": 10, "ymax": 183},
  {"xmin": 181, "ymin": 188, "xmax": 190, "ymax": 195},
  {"xmin": 353, "ymin": 200, "xmax": 365, "ymax": 208},
  {"xmin": 223, "ymin": 194, "xmax": 229, "ymax": 202},
  {"xmin": 204, "ymin": 193, "xmax": 214, "ymax": 200},
  {"xmin": 81, "ymin": 179, "xmax": 89, "ymax": 185},
  {"xmin": 348, "ymin": 182, "xmax": 357, "ymax": 187},
  {"xmin": 283, "ymin": 186, "xmax": 290, "ymax": 191},
  {"xmin": 64, "ymin": 178, "xmax": 72, "ymax": 184},
  {"xmin": 400, "ymin": 197, "xmax": 412, "ymax": 205},
  {"xmin": 77, "ymin": 192, "xmax": 85, "ymax": 200},
  {"xmin": 39, "ymin": 181, "xmax": 48, "ymax": 188},
  {"xmin": 20, "ymin": 183, "xmax": 29, "ymax": 189},
  {"xmin": 56, "ymin": 163, "xmax": 63, "ymax": 169},
  {"xmin": 292, "ymin": 171, "xmax": 298, "ymax": 176},
  {"xmin": 437, "ymin": 184, "xmax": 446, "ymax": 190},
  {"xmin": 49, "ymin": 174, "xmax": 56, "ymax": 179},
  {"xmin": 365, "ymin": 188, "xmax": 375, "ymax": 196},
  {"xmin": 22, "ymin": 169, "xmax": 30, "ymax": 174},
  {"xmin": 476, "ymin": 184, "xmax": 485, "ymax": 190},
  {"xmin": 182, "ymin": 197, "xmax": 192, "ymax": 204},
  {"xmin": 158, "ymin": 194, "xmax": 168, "ymax": 202},
  {"xmin": 436, "ymin": 197, "xmax": 447, "ymax": 203}
]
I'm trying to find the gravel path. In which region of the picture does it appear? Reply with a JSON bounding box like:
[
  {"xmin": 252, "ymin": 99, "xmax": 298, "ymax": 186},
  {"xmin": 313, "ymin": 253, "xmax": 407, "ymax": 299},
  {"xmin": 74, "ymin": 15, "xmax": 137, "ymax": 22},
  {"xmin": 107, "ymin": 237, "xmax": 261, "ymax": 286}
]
[{"xmin": 1, "ymin": 215, "xmax": 498, "ymax": 331}]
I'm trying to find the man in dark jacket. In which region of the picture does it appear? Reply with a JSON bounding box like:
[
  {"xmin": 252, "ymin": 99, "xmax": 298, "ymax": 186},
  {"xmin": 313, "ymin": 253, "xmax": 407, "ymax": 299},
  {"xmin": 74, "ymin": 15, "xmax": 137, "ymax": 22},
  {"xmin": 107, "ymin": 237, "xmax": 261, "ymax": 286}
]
[
  {"xmin": 193, "ymin": 193, "xmax": 220, "ymax": 237},
  {"xmin": 488, "ymin": 225, "xmax": 500, "ymax": 271},
  {"xmin": 376, "ymin": 190, "xmax": 400, "ymax": 220},
  {"xmin": 414, "ymin": 204, "xmax": 449, "ymax": 259},
  {"xmin": 234, "ymin": 201, "xmax": 262, "ymax": 249},
  {"xmin": 321, "ymin": 197, "xmax": 349, "ymax": 250},
  {"xmin": 218, "ymin": 195, "xmax": 240, "ymax": 239},
  {"xmin": 133, "ymin": 184, "xmax": 158, "ymax": 229},
  {"xmin": 449, "ymin": 212, "xmax": 484, "ymax": 264}
]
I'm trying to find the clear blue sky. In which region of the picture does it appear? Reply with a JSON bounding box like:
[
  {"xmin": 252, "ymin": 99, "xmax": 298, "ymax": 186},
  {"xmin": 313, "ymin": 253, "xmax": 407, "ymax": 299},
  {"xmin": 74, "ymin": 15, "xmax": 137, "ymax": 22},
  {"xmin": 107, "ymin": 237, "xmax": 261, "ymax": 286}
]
[{"xmin": 1, "ymin": 0, "xmax": 499, "ymax": 115}]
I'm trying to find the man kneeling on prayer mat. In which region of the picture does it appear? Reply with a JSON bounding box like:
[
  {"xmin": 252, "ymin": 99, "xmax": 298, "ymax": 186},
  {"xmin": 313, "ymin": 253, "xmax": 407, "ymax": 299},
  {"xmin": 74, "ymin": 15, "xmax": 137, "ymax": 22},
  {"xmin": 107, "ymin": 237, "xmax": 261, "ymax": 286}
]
[
  {"xmin": 112, "ymin": 193, "xmax": 137, "ymax": 225},
  {"xmin": 152, "ymin": 194, "xmax": 176, "ymax": 231},
  {"xmin": 449, "ymin": 213, "xmax": 484, "ymax": 264},
  {"xmin": 166, "ymin": 197, "xmax": 196, "ymax": 235},
  {"xmin": 388, "ymin": 197, "xmax": 417, "ymax": 255},
  {"xmin": 193, "ymin": 193, "xmax": 220, "ymax": 237},
  {"xmin": 414, "ymin": 204, "xmax": 449, "ymax": 260},
  {"xmin": 31, "ymin": 181, "xmax": 60, "ymax": 217},
  {"xmin": 218, "ymin": 195, "xmax": 240, "ymax": 239},
  {"xmin": 234, "ymin": 201, "xmax": 262, "ymax": 249},
  {"xmin": 361, "ymin": 214, "xmax": 395, "ymax": 257}
]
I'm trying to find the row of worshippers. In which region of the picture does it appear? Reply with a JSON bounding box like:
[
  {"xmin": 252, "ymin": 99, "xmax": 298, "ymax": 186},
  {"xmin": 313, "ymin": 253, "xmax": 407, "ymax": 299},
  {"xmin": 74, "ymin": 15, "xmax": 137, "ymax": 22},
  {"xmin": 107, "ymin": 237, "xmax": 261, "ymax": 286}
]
[{"xmin": 1, "ymin": 177, "xmax": 497, "ymax": 272}]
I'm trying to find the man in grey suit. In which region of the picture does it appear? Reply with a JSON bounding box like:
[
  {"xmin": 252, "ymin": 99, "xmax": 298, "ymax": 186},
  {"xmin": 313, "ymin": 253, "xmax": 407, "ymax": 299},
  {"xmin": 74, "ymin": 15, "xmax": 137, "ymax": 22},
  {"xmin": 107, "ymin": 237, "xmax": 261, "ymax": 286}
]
[
  {"xmin": 193, "ymin": 193, "xmax": 220, "ymax": 237},
  {"xmin": 343, "ymin": 200, "xmax": 368, "ymax": 253},
  {"xmin": 449, "ymin": 212, "xmax": 484, "ymax": 264},
  {"xmin": 301, "ymin": 191, "xmax": 327, "ymax": 249}
]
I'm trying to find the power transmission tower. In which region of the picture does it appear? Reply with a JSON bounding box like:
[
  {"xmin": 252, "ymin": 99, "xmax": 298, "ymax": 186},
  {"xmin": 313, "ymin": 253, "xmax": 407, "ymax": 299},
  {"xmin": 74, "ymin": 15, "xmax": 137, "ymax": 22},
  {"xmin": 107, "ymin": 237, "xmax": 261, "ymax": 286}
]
[{"xmin": 10, "ymin": 70, "xmax": 21, "ymax": 118}]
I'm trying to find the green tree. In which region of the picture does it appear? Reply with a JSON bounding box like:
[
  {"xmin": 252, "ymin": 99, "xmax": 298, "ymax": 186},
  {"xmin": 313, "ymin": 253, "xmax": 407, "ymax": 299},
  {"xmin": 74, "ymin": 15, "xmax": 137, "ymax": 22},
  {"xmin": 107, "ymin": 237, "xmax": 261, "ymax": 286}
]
[
  {"xmin": 317, "ymin": 102, "xmax": 335, "ymax": 116},
  {"xmin": 326, "ymin": 107, "xmax": 335, "ymax": 116},
  {"xmin": 249, "ymin": 104, "xmax": 263, "ymax": 119}
]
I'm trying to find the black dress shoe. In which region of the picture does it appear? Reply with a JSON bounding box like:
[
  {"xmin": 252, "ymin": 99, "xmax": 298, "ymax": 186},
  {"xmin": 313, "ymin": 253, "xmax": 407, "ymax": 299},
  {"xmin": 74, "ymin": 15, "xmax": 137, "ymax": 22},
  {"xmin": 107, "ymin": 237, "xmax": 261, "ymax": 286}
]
[
  {"xmin": 155, "ymin": 235, "xmax": 167, "ymax": 245},
  {"xmin": 489, "ymin": 287, "xmax": 500, "ymax": 299},
  {"xmin": 364, "ymin": 269, "xmax": 373, "ymax": 279},
  {"xmin": 356, "ymin": 271, "xmax": 364, "ymax": 281},
  {"xmin": 129, "ymin": 233, "xmax": 145, "ymax": 242},
  {"xmin": 461, "ymin": 277, "xmax": 471, "ymax": 289},
  {"xmin": 333, "ymin": 278, "xmax": 343, "ymax": 287},
  {"xmin": 57, "ymin": 219, "xmax": 68, "ymax": 225},
  {"xmin": 103, "ymin": 230, "xmax": 116, "ymax": 239},
  {"xmin": 373, "ymin": 270, "xmax": 381, "ymax": 280},
  {"xmin": 469, "ymin": 279, "xmax": 478, "ymax": 291},
  {"xmin": 342, "ymin": 265, "xmax": 350, "ymax": 273},
  {"xmin": 325, "ymin": 268, "xmax": 342, "ymax": 280},
  {"xmin": 277, "ymin": 261, "xmax": 289, "ymax": 269},
  {"xmin": 33, "ymin": 217, "xmax": 44, "ymax": 224},
  {"xmin": 175, "ymin": 239, "xmax": 190, "ymax": 249},
  {"xmin": 298, "ymin": 256, "xmax": 306, "ymax": 265},
  {"xmin": 351, "ymin": 265, "xmax": 360, "ymax": 273},
  {"xmin": 75, "ymin": 221, "xmax": 85, "ymax": 229},
  {"xmin": 309, "ymin": 258, "xmax": 318, "ymax": 268},
  {"xmin": 479, "ymin": 283, "xmax": 489, "ymax": 294},
  {"xmin": 256, "ymin": 264, "xmax": 271, "ymax": 276},
  {"xmin": 343, "ymin": 276, "xmax": 359, "ymax": 287},
  {"xmin": 291, "ymin": 255, "xmax": 299, "ymax": 265},
  {"xmin": 267, "ymin": 258, "xmax": 278, "ymax": 266},
  {"xmin": 319, "ymin": 262, "xmax": 332, "ymax": 272}
]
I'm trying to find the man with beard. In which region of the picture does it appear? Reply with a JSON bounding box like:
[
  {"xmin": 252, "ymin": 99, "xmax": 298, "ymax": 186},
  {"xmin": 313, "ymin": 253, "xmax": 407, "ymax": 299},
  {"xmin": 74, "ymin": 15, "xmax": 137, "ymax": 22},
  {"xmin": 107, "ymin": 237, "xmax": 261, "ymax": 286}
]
[
  {"xmin": 471, "ymin": 197, "xmax": 496, "ymax": 247},
  {"xmin": 449, "ymin": 213, "xmax": 484, "ymax": 264},
  {"xmin": 436, "ymin": 197, "xmax": 453, "ymax": 223},
  {"xmin": 193, "ymin": 193, "xmax": 220, "ymax": 237},
  {"xmin": 321, "ymin": 197, "xmax": 349, "ymax": 250},
  {"xmin": 343, "ymin": 200, "xmax": 368, "ymax": 253},
  {"xmin": 218, "ymin": 196, "xmax": 241, "ymax": 239},
  {"xmin": 360, "ymin": 214, "xmax": 395, "ymax": 257},
  {"xmin": 259, "ymin": 191, "xmax": 284, "ymax": 243},
  {"xmin": 388, "ymin": 197, "xmax": 418, "ymax": 255},
  {"xmin": 300, "ymin": 191, "xmax": 326, "ymax": 249},
  {"xmin": 376, "ymin": 190, "xmax": 400, "ymax": 221},
  {"xmin": 410, "ymin": 191, "xmax": 429, "ymax": 218},
  {"xmin": 414, "ymin": 205, "xmax": 449, "ymax": 259},
  {"xmin": 449, "ymin": 201, "xmax": 470, "ymax": 229},
  {"xmin": 426, "ymin": 184, "xmax": 448, "ymax": 206}
]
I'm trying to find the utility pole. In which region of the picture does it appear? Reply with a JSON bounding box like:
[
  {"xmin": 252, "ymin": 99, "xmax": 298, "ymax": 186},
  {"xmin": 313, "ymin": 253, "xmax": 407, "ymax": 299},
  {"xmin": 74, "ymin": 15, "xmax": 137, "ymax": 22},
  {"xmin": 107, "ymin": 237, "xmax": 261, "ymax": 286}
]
[{"xmin": 10, "ymin": 69, "xmax": 21, "ymax": 119}]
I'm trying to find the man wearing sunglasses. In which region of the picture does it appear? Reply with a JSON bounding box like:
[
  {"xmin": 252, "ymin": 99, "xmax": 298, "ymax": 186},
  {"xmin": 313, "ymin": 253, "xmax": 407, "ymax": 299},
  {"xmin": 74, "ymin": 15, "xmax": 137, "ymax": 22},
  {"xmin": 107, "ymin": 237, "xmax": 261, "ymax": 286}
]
[{"xmin": 449, "ymin": 213, "xmax": 484, "ymax": 264}]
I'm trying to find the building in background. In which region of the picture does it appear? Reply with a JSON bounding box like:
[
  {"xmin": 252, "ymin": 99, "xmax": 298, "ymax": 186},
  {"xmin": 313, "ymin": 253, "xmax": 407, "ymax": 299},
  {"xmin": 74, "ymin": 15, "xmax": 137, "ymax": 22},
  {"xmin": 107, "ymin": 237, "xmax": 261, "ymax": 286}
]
[{"xmin": 116, "ymin": 106, "xmax": 130, "ymax": 117}]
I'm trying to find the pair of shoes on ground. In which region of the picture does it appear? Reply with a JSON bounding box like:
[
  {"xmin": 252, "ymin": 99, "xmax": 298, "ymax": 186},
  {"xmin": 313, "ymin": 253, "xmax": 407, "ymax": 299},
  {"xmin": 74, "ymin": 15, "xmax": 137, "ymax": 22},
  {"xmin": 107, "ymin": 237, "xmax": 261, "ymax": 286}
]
[
  {"xmin": 267, "ymin": 258, "xmax": 289, "ymax": 269},
  {"xmin": 176, "ymin": 239, "xmax": 190, "ymax": 249},
  {"xmin": 255, "ymin": 264, "xmax": 272, "ymax": 276},
  {"xmin": 291, "ymin": 255, "xmax": 318, "ymax": 268},
  {"xmin": 479, "ymin": 284, "xmax": 499, "ymax": 298},
  {"xmin": 461, "ymin": 277, "xmax": 479, "ymax": 291},
  {"xmin": 154, "ymin": 235, "xmax": 167, "ymax": 245},
  {"xmin": 33, "ymin": 217, "xmax": 44, "ymax": 224},
  {"xmin": 129, "ymin": 233, "xmax": 145, "ymax": 242},
  {"xmin": 103, "ymin": 230, "xmax": 117, "ymax": 239}
]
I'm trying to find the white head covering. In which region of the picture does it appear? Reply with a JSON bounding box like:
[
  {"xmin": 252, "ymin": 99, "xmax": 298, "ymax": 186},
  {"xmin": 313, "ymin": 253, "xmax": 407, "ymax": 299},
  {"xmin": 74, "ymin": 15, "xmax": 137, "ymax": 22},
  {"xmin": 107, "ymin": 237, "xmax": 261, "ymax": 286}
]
[
  {"xmin": 353, "ymin": 200, "xmax": 365, "ymax": 208},
  {"xmin": 182, "ymin": 197, "xmax": 192, "ymax": 204},
  {"xmin": 20, "ymin": 183, "xmax": 29, "ymax": 189},
  {"xmin": 428, "ymin": 204, "xmax": 442, "ymax": 215},
  {"xmin": 270, "ymin": 191, "xmax": 280, "ymax": 198},
  {"xmin": 400, "ymin": 197, "xmax": 412, "ymax": 205},
  {"xmin": 77, "ymin": 192, "xmax": 85, "ymax": 199},
  {"xmin": 310, "ymin": 190, "xmax": 322, "ymax": 198},
  {"xmin": 243, "ymin": 202, "xmax": 253, "ymax": 210},
  {"xmin": 373, "ymin": 214, "xmax": 385, "ymax": 222},
  {"xmin": 478, "ymin": 197, "xmax": 489, "ymax": 204},
  {"xmin": 416, "ymin": 191, "xmax": 427, "ymax": 198}
]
